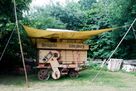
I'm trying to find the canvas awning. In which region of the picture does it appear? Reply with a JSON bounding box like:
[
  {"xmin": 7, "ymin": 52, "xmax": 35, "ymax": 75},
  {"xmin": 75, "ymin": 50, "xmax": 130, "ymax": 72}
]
[{"xmin": 23, "ymin": 25, "xmax": 114, "ymax": 40}]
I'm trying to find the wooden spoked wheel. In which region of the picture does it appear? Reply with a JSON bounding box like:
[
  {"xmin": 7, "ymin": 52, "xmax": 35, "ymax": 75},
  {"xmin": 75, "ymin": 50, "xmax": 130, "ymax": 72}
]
[
  {"xmin": 38, "ymin": 69, "xmax": 50, "ymax": 80},
  {"xmin": 69, "ymin": 70, "xmax": 79, "ymax": 78}
]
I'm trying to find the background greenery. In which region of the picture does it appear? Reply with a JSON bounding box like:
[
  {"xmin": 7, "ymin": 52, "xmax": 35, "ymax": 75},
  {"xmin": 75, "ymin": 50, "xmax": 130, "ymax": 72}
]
[{"xmin": 1, "ymin": 0, "xmax": 136, "ymax": 61}]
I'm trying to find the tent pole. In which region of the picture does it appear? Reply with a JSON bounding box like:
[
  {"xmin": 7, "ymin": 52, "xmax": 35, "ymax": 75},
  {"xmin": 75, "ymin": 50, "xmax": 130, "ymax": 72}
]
[{"xmin": 13, "ymin": 0, "xmax": 29, "ymax": 87}]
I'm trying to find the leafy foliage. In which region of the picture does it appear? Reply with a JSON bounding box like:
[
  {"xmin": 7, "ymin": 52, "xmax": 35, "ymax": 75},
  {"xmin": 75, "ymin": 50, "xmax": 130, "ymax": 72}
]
[
  {"xmin": 0, "ymin": 0, "xmax": 32, "ymax": 61},
  {"xmin": 1, "ymin": 0, "xmax": 136, "ymax": 60},
  {"xmin": 23, "ymin": 7, "xmax": 66, "ymax": 29},
  {"xmin": 49, "ymin": 2, "xmax": 85, "ymax": 30},
  {"xmin": 23, "ymin": 0, "xmax": 136, "ymax": 59}
]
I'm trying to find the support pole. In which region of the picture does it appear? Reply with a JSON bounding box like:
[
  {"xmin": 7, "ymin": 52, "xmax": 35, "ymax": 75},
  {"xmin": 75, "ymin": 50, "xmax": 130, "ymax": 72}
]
[{"xmin": 13, "ymin": 0, "xmax": 29, "ymax": 87}]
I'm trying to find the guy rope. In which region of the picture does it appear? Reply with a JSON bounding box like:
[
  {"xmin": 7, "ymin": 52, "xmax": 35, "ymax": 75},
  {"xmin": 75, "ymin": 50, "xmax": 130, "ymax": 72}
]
[{"xmin": 91, "ymin": 18, "xmax": 136, "ymax": 82}]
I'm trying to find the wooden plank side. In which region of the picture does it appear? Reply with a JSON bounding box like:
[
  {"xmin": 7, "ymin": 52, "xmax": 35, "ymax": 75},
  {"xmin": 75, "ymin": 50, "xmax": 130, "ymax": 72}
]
[
  {"xmin": 58, "ymin": 50, "xmax": 87, "ymax": 64},
  {"xmin": 36, "ymin": 39, "xmax": 89, "ymax": 50},
  {"xmin": 38, "ymin": 50, "xmax": 87, "ymax": 64}
]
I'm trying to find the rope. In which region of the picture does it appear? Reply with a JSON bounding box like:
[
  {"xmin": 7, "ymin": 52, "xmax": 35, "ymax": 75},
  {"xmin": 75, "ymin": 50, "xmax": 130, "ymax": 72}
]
[
  {"xmin": 0, "ymin": 26, "xmax": 16, "ymax": 61},
  {"xmin": 91, "ymin": 18, "xmax": 136, "ymax": 82},
  {"xmin": 132, "ymin": 26, "xmax": 136, "ymax": 39},
  {"xmin": 13, "ymin": 0, "xmax": 29, "ymax": 87}
]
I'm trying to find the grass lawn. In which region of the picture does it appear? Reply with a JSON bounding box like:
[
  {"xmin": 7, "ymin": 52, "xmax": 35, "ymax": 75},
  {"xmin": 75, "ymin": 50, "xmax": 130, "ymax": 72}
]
[{"xmin": 0, "ymin": 68, "xmax": 136, "ymax": 91}]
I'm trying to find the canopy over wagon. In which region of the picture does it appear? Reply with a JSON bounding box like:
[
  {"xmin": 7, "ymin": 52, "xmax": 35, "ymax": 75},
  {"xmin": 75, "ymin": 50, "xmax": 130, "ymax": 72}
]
[{"xmin": 23, "ymin": 25, "xmax": 113, "ymax": 41}]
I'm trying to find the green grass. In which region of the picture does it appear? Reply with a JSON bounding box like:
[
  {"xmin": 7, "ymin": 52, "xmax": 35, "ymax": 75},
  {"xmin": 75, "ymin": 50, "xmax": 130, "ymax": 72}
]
[
  {"xmin": 0, "ymin": 68, "xmax": 135, "ymax": 89},
  {"xmin": 121, "ymin": 71, "xmax": 136, "ymax": 76},
  {"xmin": 0, "ymin": 74, "xmax": 26, "ymax": 86}
]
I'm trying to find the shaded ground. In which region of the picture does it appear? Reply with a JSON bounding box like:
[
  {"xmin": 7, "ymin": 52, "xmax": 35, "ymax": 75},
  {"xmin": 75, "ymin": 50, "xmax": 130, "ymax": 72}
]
[{"xmin": 0, "ymin": 68, "xmax": 136, "ymax": 91}]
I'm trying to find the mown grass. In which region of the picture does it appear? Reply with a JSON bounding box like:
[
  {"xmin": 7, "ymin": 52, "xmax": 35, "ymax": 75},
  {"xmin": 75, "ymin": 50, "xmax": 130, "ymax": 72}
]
[
  {"xmin": 0, "ymin": 67, "xmax": 130, "ymax": 88},
  {"xmin": 121, "ymin": 71, "xmax": 136, "ymax": 76}
]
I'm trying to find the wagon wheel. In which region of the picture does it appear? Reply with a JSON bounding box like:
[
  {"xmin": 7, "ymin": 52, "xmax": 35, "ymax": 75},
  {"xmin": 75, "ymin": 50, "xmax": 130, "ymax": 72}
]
[
  {"xmin": 51, "ymin": 71, "xmax": 61, "ymax": 80},
  {"xmin": 69, "ymin": 70, "xmax": 79, "ymax": 78},
  {"xmin": 38, "ymin": 69, "xmax": 50, "ymax": 80}
]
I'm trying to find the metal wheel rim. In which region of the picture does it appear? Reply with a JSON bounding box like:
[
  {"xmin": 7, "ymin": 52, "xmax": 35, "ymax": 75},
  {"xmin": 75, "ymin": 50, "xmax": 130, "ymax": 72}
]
[{"xmin": 38, "ymin": 69, "xmax": 50, "ymax": 80}]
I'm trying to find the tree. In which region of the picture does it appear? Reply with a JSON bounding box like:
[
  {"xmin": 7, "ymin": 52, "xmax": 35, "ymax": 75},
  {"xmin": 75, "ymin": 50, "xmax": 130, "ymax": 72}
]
[
  {"xmin": 107, "ymin": 0, "xmax": 136, "ymax": 59},
  {"xmin": 0, "ymin": 0, "xmax": 32, "ymax": 61},
  {"xmin": 23, "ymin": 6, "xmax": 66, "ymax": 29},
  {"xmin": 84, "ymin": 0, "xmax": 136, "ymax": 59},
  {"xmin": 49, "ymin": 2, "xmax": 85, "ymax": 30},
  {"xmin": 78, "ymin": 0, "xmax": 96, "ymax": 10}
]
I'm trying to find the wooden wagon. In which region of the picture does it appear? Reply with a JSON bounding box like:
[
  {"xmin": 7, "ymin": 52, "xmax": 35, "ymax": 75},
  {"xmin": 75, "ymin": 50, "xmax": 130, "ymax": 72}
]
[{"xmin": 24, "ymin": 26, "xmax": 113, "ymax": 80}]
